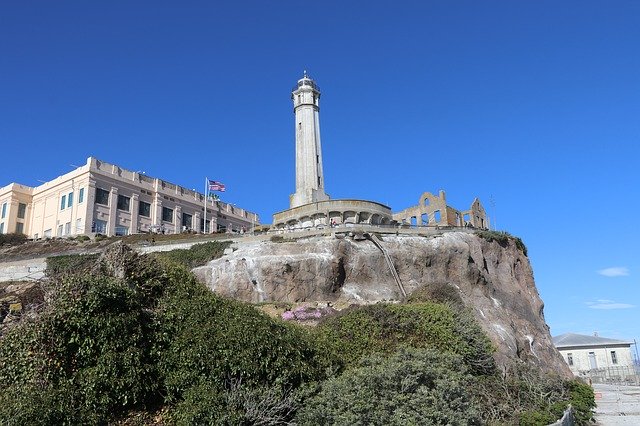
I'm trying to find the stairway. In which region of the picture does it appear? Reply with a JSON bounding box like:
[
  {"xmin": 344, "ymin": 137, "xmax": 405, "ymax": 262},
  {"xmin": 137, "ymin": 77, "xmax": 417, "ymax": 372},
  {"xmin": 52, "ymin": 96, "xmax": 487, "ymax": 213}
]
[{"xmin": 365, "ymin": 233, "xmax": 407, "ymax": 299}]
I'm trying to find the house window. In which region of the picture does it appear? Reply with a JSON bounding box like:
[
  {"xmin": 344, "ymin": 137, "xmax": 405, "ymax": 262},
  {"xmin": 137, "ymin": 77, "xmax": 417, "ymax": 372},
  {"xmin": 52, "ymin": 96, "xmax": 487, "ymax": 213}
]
[
  {"xmin": 95, "ymin": 188, "xmax": 110, "ymax": 206},
  {"xmin": 15, "ymin": 222, "xmax": 24, "ymax": 234},
  {"xmin": 139, "ymin": 201, "xmax": 151, "ymax": 218},
  {"xmin": 76, "ymin": 218, "xmax": 83, "ymax": 233},
  {"xmin": 117, "ymin": 194, "xmax": 131, "ymax": 212},
  {"xmin": 64, "ymin": 222, "xmax": 71, "ymax": 235},
  {"xmin": 57, "ymin": 225, "xmax": 63, "ymax": 237},
  {"xmin": 67, "ymin": 192, "xmax": 73, "ymax": 208},
  {"xmin": 0, "ymin": 222, "xmax": 4, "ymax": 234},
  {"xmin": 567, "ymin": 353, "xmax": 574, "ymax": 366},
  {"xmin": 93, "ymin": 220, "xmax": 107, "ymax": 234},
  {"xmin": 60, "ymin": 195, "xmax": 67, "ymax": 210},
  {"xmin": 611, "ymin": 351, "xmax": 618, "ymax": 365},
  {"xmin": 182, "ymin": 212, "xmax": 193, "ymax": 229},
  {"xmin": 79, "ymin": 188, "xmax": 85, "ymax": 203},
  {"xmin": 43, "ymin": 229, "xmax": 52, "ymax": 238},
  {"xmin": 162, "ymin": 207, "xmax": 174, "ymax": 223},
  {"xmin": 1, "ymin": 203, "xmax": 6, "ymax": 219},
  {"xmin": 115, "ymin": 226, "xmax": 129, "ymax": 236},
  {"xmin": 17, "ymin": 203, "xmax": 26, "ymax": 219}
]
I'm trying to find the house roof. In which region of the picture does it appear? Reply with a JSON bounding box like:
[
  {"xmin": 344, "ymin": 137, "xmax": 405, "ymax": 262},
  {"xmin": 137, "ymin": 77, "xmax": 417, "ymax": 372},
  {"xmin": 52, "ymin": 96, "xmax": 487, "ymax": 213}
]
[{"xmin": 553, "ymin": 333, "xmax": 634, "ymax": 348}]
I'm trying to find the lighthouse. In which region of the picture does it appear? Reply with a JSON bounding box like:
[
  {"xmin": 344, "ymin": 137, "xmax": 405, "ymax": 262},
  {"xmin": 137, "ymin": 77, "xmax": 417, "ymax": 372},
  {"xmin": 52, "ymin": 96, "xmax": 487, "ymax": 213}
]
[{"xmin": 289, "ymin": 71, "xmax": 330, "ymax": 208}]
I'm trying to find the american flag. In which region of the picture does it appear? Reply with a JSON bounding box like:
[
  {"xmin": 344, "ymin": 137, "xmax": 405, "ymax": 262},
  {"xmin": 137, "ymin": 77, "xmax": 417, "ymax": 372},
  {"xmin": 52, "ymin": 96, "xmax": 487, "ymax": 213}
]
[{"xmin": 208, "ymin": 180, "xmax": 226, "ymax": 192}]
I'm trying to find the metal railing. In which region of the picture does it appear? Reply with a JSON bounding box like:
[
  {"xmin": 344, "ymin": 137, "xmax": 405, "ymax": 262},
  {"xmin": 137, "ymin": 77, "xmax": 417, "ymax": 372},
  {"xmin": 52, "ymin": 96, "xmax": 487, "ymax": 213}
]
[{"xmin": 581, "ymin": 365, "xmax": 640, "ymax": 386}]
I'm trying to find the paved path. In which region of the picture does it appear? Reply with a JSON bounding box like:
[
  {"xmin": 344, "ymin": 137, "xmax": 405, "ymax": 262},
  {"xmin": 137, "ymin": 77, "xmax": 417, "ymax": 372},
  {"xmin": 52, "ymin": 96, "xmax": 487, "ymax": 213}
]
[{"xmin": 593, "ymin": 384, "xmax": 640, "ymax": 425}]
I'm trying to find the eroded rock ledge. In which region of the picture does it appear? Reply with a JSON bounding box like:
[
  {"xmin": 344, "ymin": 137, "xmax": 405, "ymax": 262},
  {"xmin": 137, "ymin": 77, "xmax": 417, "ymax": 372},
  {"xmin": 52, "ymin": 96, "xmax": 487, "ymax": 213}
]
[{"xmin": 192, "ymin": 232, "xmax": 571, "ymax": 376}]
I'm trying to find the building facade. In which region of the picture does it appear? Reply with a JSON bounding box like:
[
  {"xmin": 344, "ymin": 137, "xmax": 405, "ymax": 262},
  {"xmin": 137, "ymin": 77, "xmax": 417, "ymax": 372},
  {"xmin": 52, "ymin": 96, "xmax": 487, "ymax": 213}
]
[
  {"xmin": 0, "ymin": 157, "xmax": 259, "ymax": 238},
  {"xmin": 553, "ymin": 333, "xmax": 637, "ymax": 381}
]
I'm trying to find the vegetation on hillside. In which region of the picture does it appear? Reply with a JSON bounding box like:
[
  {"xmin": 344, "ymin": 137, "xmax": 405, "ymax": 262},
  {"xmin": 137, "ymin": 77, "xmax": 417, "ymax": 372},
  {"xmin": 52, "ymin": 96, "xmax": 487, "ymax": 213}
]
[
  {"xmin": 0, "ymin": 241, "xmax": 593, "ymax": 425},
  {"xmin": 476, "ymin": 230, "xmax": 528, "ymax": 256}
]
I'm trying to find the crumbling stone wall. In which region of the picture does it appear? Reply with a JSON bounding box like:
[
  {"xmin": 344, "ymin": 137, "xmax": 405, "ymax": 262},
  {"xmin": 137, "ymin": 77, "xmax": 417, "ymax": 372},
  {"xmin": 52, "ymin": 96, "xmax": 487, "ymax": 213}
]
[{"xmin": 393, "ymin": 190, "xmax": 489, "ymax": 229}]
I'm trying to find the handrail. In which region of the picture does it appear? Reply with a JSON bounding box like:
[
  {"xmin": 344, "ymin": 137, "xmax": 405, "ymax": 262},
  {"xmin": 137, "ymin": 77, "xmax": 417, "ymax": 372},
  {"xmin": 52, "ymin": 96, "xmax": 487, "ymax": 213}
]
[{"xmin": 365, "ymin": 233, "xmax": 407, "ymax": 299}]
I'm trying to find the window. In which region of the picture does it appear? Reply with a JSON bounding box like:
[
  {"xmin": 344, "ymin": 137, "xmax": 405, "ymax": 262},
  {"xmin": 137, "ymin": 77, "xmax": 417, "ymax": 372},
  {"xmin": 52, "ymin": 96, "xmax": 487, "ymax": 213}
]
[
  {"xmin": 95, "ymin": 188, "xmax": 110, "ymax": 206},
  {"xmin": 16, "ymin": 203, "xmax": 26, "ymax": 219},
  {"xmin": 60, "ymin": 195, "xmax": 66, "ymax": 210},
  {"xmin": 15, "ymin": 222, "xmax": 24, "ymax": 234},
  {"xmin": 611, "ymin": 351, "xmax": 618, "ymax": 364},
  {"xmin": 567, "ymin": 353, "xmax": 574, "ymax": 366},
  {"xmin": 64, "ymin": 222, "xmax": 71, "ymax": 235},
  {"xmin": 0, "ymin": 222, "xmax": 4, "ymax": 234},
  {"xmin": 115, "ymin": 226, "xmax": 129, "ymax": 236},
  {"xmin": 92, "ymin": 220, "xmax": 107, "ymax": 234},
  {"xmin": 57, "ymin": 225, "xmax": 63, "ymax": 237},
  {"xmin": 162, "ymin": 207, "xmax": 174, "ymax": 223},
  {"xmin": 67, "ymin": 192, "xmax": 73, "ymax": 208},
  {"xmin": 76, "ymin": 218, "xmax": 83, "ymax": 233},
  {"xmin": 117, "ymin": 194, "xmax": 131, "ymax": 211},
  {"xmin": 182, "ymin": 212, "xmax": 193, "ymax": 229},
  {"xmin": 1, "ymin": 203, "xmax": 6, "ymax": 219},
  {"xmin": 79, "ymin": 188, "xmax": 85, "ymax": 203},
  {"xmin": 43, "ymin": 229, "xmax": 52, "ymax": 238},
  {"xmin": 139, "ymin": 201, "xmax": 151, "ymax": 218}
]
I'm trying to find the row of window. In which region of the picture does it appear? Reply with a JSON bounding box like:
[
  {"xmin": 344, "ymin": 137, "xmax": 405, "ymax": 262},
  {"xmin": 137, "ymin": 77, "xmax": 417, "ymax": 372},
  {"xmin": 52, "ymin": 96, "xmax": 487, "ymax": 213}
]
[
  {"xmin": 60, "ymin": 188, "xmax": 85, "ymax": 211},
  {"xmin": 95, "ymin": 188, "xmax": 195, "ymax": 225},
  {"xmin": 566, "ymin": 350, "xmax": 618, "ymax": 367}
]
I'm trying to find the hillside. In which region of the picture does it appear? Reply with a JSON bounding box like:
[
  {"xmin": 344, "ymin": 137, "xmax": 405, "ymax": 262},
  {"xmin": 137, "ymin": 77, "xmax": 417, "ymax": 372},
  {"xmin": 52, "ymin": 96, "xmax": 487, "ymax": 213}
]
[{"xmin": 193, "ymin": 230, "xmax": 571, "ymax": 376}]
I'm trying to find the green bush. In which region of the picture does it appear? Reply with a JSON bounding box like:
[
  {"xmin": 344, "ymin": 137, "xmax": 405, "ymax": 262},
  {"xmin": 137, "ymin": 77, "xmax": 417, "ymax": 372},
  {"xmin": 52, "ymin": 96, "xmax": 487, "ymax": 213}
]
[
  {"xmin": 1, "ymin": 245, "xmax": 332, "ymax": 424},
  {"xmin": 476, "ymin": 230, "xmax": 528, "ymax": 256},
  {"xmin": 316, "ymin": 302, "xmax": 495, "ymax": 375},
  {"xmin": 296, "ymin": 347, "xmax": 481, "ymax": 425},
  {"xmin": 152, "ymin": 240, "xmax": 230, "ymax": 268},
  {"xmin": 0, "ymin": 232, "xmax": 27, "ymax": 246},
  {"xmin": 45, "ymin": 253, "xmax": 100, "ymax": 279}
]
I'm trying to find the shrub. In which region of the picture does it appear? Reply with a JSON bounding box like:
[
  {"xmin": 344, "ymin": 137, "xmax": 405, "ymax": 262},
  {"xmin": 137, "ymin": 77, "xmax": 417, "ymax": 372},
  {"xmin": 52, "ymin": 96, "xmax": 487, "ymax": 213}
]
[
  {"xmin": 46, "ymin": 253, "xmax": 99, "ymax": 279},
  {"xmin": 476, "ymin": 230, "xmax": 528, "ymax": 256},
  {"xmin": 296, "ymin": 347, "xmax": 481, "ymax": 425},
  {"xmin": 1, "ymin": 245, "xmax": 333, "ymax": 424},
  {"xmin": 152, "ymin": 240, "xmax": 230, "ymax": 268},
  {"xmin": 315, "ymin": 302, "xmax": 495, "ymax": 375},
  {"xmin": 0, "ymin": 232, "xmax": 27, "ymax": 246}
]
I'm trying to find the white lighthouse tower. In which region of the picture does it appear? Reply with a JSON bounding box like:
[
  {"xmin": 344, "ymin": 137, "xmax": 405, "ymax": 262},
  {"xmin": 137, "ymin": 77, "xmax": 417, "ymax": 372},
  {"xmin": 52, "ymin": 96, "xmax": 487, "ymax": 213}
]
[{"xmin": 289, "ymin": 71, "xmax": 330, "ymax": 208}]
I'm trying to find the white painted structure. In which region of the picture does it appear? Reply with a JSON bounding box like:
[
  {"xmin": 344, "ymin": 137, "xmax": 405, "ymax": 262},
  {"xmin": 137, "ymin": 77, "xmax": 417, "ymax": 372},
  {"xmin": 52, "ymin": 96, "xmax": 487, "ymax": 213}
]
[
  {"xmin": 289, "ymin": 72, "xmax": 329, "ymax": 208},
  {"xmin": 553, "ymin": 333, "xmax": 636, "ymax": 374}
]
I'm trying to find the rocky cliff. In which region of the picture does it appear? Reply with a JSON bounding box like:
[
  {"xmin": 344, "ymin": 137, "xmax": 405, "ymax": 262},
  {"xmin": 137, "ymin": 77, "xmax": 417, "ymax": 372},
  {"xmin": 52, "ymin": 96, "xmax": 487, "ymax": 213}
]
[{"xmin": 192, "ymin": 231, "xmax": 571, "ymax": 376}]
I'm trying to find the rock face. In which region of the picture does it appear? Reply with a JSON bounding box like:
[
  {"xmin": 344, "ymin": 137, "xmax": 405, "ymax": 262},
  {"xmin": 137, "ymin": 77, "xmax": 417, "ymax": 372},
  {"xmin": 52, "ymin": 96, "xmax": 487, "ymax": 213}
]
[{"xmin": 192, "ymin": 232, "xmax": 571, "ymax": 376}]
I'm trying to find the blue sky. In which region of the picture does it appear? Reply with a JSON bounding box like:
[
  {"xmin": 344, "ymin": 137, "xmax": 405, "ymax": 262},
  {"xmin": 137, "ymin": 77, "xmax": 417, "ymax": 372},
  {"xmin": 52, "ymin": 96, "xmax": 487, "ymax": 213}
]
[{"xmin": 1, "ymin": 1, "xmax": 639, "ymax": 350}]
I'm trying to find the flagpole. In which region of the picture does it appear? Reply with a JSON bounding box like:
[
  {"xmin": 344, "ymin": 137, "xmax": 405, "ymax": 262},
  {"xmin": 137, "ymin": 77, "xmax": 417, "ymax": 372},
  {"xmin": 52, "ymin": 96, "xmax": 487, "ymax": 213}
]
[{"xmin": 203, "ymin": 177, "xmax": 208, "ymax": 234}]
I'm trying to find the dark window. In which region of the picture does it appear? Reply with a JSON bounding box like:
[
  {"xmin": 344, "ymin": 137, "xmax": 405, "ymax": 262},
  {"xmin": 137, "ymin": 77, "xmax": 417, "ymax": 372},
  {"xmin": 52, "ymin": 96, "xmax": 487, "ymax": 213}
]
[
  {"xmin": 15, "ymin": 222, "xmax": 24, "ymax": 234},
  {"xmin": 60, "ymin": 195, "xmax": 66, "ymax": 210},
  {"xmin": 162, "ymin": 207, "xmax": 173, "ymax": 223},
  {"xmin": 67, "ymin": 192, "xmax": 73, "ymax": 208},
  {"xmin": 117, "ymin": 194, "xmax": 130, "ymax": 211},
  {"xmin": 139, "ymin": 201, "xmax": 151, "ymax": 218},
  {"xmin": 611, "ymin": 351, "xmax": 618, "ymax": 364},
  {"xmin": 182, "ymin": 212, "xmax": 193, "ymax": 229},
  {"xmin": 95, "ymin": 188, "xmax": 110, "ymax": 206},
  {"xmin": 79, "ymin": 188, "xmax": 85, "ymax": 203},
  {"xmin": 17, "ymin": 203, "xmax": 26, "ymax": 219},
  {"xmin": 567, "ymin": 353, "xmax": 574, "ymax": 366}
]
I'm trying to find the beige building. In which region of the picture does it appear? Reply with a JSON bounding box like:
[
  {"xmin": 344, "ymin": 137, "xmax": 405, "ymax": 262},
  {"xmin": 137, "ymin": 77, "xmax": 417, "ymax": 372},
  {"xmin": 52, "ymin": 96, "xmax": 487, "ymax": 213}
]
[{"xmin": 0, "ymin": 157, "xmax": 259, "ymax": 238}]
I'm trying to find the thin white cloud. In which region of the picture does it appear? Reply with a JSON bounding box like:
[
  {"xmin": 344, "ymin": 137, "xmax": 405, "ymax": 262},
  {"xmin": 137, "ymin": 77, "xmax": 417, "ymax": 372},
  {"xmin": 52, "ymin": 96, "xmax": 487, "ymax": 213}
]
[
  {"xmin": 586, "ymin": 300, "xmax": 635, "ymax": 310},
  {"xmin": 597, "ymin": 267, "xmax": 630, "ymax": 277}
]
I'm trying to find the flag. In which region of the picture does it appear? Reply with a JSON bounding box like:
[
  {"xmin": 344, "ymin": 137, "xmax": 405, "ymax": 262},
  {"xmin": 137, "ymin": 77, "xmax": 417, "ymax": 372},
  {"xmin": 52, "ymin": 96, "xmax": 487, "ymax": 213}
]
[{"xmin": 208, "ymin": 180, "xmax": 226, "ymax": 192}]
